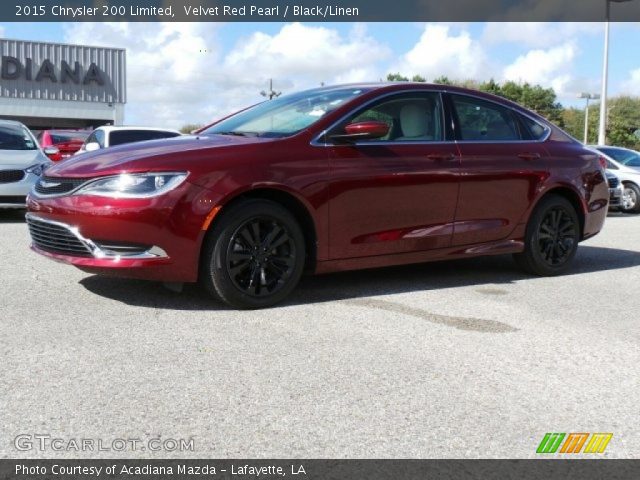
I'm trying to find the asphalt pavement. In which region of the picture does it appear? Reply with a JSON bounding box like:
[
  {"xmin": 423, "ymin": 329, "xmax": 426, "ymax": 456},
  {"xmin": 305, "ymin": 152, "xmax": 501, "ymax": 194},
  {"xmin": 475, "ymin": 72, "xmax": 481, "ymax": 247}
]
[{"xmin": 1, "ymin": 209, "xmax": 639, "ymax": 458}]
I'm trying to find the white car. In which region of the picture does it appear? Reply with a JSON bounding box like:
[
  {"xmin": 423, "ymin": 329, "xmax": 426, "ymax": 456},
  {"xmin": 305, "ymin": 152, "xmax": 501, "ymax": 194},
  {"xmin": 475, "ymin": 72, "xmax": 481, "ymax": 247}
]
[
  {"xmin": 76, "ymin": 126, "xmax": 182, "ymax": 154},
  {"xmin": 0, "ymin": 120, "xmax": 52, "ymax": 209},
  {"xmin": 590, "ymin": 145, "xmax": 640, "ymax": 214}
]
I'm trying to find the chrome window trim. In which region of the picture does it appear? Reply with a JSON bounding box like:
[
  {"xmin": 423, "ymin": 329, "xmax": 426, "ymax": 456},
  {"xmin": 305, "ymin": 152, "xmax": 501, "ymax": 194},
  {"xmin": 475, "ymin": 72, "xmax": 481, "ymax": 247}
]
[
  {"xmin": 448, "ymin": 91, "xmax": 552, "ymax": 144},
  {"xmin": 310, "ymin": 88, "xmax": 551, "ymax": 147},
  {"xmin": 26, "ymin": 213, "xmax": 168, "ymax": 260}
]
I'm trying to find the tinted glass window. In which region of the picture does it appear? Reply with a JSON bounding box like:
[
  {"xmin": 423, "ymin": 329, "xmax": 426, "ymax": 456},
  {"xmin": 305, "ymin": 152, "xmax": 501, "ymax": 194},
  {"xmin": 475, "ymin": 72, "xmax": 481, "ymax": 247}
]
[
  {"xmin": 452, "ymin": 95, "xmax": 520, "ymax": 141},
  {"xmin": 203, "ymin": 87, "xmax": 369, "ymax": 138},
  {"xmin": 0, "ymin": 124, "xmax": 37, "ymax": 150},
  {"xmin": 518, "ymin": 114, "xmax": 548, "ymax": 140},
  {"xmin": 338, "ymin": 92, "xmax": 443, "ymax": 142},
  {"xmin": 598, "ymin": 147, "xmax": 640, "ymax": 167},
  {"xmin": 109, "ymin": 130, "xmax": 179, "ymax": 146},
  {"xmin": 94, "ymin": 130, "xmax": 105, "ymax": 147},
  {"xmin": 50, "ymin": 131, "xmax": 90, "ymax": 143}
]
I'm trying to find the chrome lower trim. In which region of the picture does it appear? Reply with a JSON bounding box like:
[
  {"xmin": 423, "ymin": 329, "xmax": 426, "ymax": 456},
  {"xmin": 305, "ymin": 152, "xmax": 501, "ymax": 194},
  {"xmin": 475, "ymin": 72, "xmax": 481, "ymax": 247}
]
[{"xmin": 26, "ymin": 213, "xmax": 168, "ymax": 260}]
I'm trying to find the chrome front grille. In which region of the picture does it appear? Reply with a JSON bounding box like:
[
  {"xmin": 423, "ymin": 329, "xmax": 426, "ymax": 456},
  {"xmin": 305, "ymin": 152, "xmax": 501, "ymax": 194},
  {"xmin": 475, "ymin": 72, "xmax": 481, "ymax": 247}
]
[
  {"xmin": 26, "ymin": 214, "xmax": 169, "ymax": 260},
  {"xmin": 26, "ymin": 215, "xmax": 93, "ymax": 257},
  {"xmin": 0, "ymin": 169, "xmax": 25, "ymax": 184},
  {"xmin": 34, "ymin": 176, "xmax": 88, "ymax": 196}
]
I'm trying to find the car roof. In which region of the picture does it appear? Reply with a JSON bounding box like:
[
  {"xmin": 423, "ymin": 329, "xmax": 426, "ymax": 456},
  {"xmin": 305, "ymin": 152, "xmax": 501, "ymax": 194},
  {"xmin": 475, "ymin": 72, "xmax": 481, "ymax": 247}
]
[
  {"xmin": 96, "ymin": 126, "xmax": 181, "ymax": 134},
  {"xmin": 590, "ymin": 145, "xmax": 636, "ymax": 152},
  {"xmin": 0, "ymin": 119, "xmax": 28, "ymax": 128}
]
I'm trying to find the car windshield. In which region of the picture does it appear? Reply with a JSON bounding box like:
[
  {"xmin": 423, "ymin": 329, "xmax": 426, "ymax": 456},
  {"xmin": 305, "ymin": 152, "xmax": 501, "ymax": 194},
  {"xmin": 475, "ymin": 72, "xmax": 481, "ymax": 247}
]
[
  {"xmin": 50, "ymin": 131, "xmax": 90, "ymax": 143},
  {"xmin": 598, "ymin": 147, "xmax": 640, "ymax": 167},
  {"xmin": 202, "ymin": 87, "xmax": 370, "ymax": 138},
  {"xmin": 0, "ymin": 124, "xmax": 37, "ymax": 151}
]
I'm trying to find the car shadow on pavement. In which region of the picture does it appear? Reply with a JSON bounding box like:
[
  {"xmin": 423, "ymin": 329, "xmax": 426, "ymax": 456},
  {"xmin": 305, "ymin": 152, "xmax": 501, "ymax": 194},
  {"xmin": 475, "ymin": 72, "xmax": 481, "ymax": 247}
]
[
  {"xmin": 78, "ymin": 245, "xmax": 640, "ymax": 311},
  {"xmin": 0, "ymin": 210, "xmax": 26, "ymax": 223}
]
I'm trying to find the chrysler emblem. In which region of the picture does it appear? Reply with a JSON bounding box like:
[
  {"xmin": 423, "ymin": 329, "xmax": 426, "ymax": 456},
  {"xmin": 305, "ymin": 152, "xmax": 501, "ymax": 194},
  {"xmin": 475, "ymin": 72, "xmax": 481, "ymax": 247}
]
[{"xmin": 40, "ymin": 180, "xmax": 61, "ymax": 188}]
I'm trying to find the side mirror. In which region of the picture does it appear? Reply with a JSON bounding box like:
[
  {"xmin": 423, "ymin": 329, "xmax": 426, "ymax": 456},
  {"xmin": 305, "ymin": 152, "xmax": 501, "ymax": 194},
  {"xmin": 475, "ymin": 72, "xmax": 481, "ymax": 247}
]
[
  {"xmin": 330, "ymin": 121, "xmax": 390, "ymax": 143},
  {"xmin": 43, "ymin": 146, "xmax": 62, "ymax": 162},
  {"xmin": 84, "ymin": 142, "xmax": 100, "ymax": 152}
]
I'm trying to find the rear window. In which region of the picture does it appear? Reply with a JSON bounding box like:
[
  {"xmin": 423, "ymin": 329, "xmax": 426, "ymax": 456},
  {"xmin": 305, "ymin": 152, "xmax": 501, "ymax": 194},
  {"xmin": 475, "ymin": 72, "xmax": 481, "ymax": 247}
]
[
  {"xmin": 50, "ymin": 131, "xmax": 90, "ymax": 144},
  {"xmin": 110, "ymin": 130, "xmax": 180, "ymax": 146},
  {"xmin": 0, "ymin": 124, "xmax": 37, "ymax": 150},
  {"xmin": 598, "ymin": 147, "xmax": 640, "ymax": 167},
  {"xmin": 451, "ymin": 95, "xmax": 521, "ymax": 141}
]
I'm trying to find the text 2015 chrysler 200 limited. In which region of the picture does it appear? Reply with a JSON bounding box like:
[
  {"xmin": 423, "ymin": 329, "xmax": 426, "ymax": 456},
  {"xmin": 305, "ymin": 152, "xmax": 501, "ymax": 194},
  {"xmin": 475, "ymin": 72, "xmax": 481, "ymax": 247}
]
[{"xmin": 27, "ymin": 83, "xmax": 608, "ymax": 309}]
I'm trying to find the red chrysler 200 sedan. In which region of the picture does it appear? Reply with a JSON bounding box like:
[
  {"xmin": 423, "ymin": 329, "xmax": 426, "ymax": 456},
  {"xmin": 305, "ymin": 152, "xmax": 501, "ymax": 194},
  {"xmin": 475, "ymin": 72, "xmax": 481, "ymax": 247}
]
[{"xmin": 27, "ymin": 83, "xmax": 609, "ymax": 309}]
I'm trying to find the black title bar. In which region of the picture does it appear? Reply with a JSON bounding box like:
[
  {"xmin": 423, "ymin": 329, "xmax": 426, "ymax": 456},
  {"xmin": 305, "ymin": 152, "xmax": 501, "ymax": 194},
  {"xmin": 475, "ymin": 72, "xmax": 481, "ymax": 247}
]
[{"xmin": 5, "ymin": 0, "xmax": 640, "ymax": 22}]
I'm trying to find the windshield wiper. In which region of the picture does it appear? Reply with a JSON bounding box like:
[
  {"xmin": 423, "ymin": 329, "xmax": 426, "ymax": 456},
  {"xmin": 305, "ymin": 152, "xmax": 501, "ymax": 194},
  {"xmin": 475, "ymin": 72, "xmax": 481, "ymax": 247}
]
[{"xmin": 214, "ymin": 131, "xmax": 260, "ymax": 137}]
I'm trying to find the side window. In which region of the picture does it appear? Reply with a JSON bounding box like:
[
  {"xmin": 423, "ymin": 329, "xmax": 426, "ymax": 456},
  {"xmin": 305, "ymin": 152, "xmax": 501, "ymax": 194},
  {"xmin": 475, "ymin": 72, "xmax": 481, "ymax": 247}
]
[
  {"xmin": 336, "ymin": 92, "xmax": 443, "ymax": 142},
  {"xmin": 85, "ymin": 132, "xmax": 97, "ymax": 146},
  {"xmin": 518, "ymin": 113, "xmax": 548, "ymax": 141},
  {"xmin": 94, "ymin": 130, "xmax": 105, "ymax": 147},
  {"xmin": 452, "ymin": 95, "xmax": 520, "ymax": 141},
  {"xmin": 607, "ymin": 160, "xmax": 618, "ymax": 170}
]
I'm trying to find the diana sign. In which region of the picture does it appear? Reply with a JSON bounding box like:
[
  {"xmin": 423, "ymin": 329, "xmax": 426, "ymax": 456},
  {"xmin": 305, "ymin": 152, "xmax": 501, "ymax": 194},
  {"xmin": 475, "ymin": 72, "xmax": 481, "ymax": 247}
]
[{"xmin": 1, "ymin": 56, "xmax": 104, "ymax": 85}]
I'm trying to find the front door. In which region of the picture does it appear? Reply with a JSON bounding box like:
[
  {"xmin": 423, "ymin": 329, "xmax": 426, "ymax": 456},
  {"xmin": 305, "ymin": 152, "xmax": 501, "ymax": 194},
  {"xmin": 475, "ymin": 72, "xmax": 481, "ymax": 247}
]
[{"xmin": 326, "ymin": 91, "xmax": 460, "ymax": 259}]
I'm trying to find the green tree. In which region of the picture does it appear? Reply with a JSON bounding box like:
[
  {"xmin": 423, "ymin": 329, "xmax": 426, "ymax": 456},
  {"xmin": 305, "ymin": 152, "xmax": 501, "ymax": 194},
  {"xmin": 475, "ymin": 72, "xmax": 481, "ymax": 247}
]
[
  {"xmin": 180, "ymin": 123, "xmax": 204, "ymax": 134},
  {"xmin": 605, "ymin": 96, "xmax": 640, "ymax": 149},
  {"xmin": 386, "ymin": 73, "xmax": 409, "ymax": 82},
  {"xmin": 560, "ymin": 107, "xmax": 598, "ymax": 143},
  {"xmin": 432, "ymin": 75, "xmax": 453, "ymax": 85}
]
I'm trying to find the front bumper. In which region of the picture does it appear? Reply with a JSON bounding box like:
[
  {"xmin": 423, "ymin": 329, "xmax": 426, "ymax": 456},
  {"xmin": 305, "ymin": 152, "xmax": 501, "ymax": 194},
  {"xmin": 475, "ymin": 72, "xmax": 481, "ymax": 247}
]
[
  {"xmin": 609, "ymin": 185, "xmax": 623, "ymax": 208},
  {"xmin": 0, "ymin": 172, "xmax": 40, "ymax": 208},
  {"xmin": 26, "ymin": 182, "xmax": 220, "ymax": 282}
]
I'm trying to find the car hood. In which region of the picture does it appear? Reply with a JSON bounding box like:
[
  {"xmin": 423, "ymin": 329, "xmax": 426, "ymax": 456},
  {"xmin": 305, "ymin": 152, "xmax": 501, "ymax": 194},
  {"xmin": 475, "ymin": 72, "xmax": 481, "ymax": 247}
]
[
  {"xmin": 0, "ymin": 149, "xmax": 48, "ymax": 169},
  {"xmin": 45, "ymin": 134, "xmax": 272, "ymax": 178}
]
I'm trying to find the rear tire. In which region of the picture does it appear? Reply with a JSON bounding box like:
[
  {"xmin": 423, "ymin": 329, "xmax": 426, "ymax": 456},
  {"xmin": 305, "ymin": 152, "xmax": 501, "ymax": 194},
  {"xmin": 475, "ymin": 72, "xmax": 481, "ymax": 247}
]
[
  {"xmin": 622, "ymin": 183, "xmax": 640, "ymax": 214},
  {"xmin": 514, "ymin": 194, "xmax": 580, "ymax": 276},
  {"xmin": 201, "ymin": 199, "xmax": 306, "ymax": 309}
]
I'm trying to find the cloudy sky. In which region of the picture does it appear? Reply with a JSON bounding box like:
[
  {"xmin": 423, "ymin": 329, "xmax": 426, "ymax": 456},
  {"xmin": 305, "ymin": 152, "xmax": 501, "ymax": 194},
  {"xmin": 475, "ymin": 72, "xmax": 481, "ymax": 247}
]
[{"xmin": 1, "ymin": 22, "xmax": 639, "ymax": 128}]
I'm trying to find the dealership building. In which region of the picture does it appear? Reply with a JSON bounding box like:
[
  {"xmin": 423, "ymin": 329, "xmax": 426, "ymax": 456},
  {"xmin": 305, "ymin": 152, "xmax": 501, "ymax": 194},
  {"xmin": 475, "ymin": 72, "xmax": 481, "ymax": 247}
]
[{"xmin": 0, "ymin": 38, "xmax": 126, "ymax": 130}]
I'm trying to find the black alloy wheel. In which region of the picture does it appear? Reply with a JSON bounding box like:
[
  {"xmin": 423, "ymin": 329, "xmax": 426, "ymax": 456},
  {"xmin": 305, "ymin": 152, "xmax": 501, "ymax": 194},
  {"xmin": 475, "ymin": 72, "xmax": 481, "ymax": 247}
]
[
  {"xmin": 201, "ymin": 199, "xmax": 306, "ymax": 309},
  {"xmin": 226, "ymin": 217, "xmax": 296, "ymax": 297},
  {"xmin": 514, "ymin": 194, "xmax": 580, "ymax": 276},
  {"xmin": 536, "ymin": 206, "xmax": 577, "ymax": 267}
]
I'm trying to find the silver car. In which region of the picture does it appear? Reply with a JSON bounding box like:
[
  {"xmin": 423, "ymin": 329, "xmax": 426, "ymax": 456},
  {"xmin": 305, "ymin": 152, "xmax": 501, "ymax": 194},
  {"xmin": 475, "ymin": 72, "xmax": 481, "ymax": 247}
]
[
  {"xmin": 590, "ymin": 145, "xmax": 640, "ymax": 214},
  {"xmin": 0, "ymin": 120, "xmax": 52, "ymax": 209}
]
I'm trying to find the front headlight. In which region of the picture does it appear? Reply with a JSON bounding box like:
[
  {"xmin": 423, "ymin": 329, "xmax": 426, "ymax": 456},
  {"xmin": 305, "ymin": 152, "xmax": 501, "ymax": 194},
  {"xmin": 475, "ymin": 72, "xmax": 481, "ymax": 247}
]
[
  {"xmin": 75, "ymin": 172, "xmax": 188, "ymax": 198},
  {"xmin": 25, "ymin": 163, "xmax": 51, "ymax": 176}
]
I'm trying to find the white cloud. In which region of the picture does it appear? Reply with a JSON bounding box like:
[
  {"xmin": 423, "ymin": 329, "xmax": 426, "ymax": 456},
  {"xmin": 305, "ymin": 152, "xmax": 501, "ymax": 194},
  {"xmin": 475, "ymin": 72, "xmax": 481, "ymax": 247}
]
[
  {"xmin": 621, "ymin": 68, "xmax": 640, "ymax": 95},
  {"xmin": 391, "ymin": 24, "xmax": 490, "ymax": 81},
  {"xmin": 502, "ymin": 43, "xmax": 577, "ymax": 95},
  {"xmin": 483, "ymin": 22, "xmax": 601, "ymax": 48},
  {"xmin": 64, "ymin": 22, "xmax": 222, "ymax": 127},
  {"xmin": 64, "ymin": 22, "xmax": 389, "ymax": 128}
]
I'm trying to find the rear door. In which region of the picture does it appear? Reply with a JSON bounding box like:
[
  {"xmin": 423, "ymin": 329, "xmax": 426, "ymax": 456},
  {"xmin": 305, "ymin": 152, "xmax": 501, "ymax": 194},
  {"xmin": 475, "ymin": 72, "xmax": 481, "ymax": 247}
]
[{"xmin": 448, "ymin": 93, "xmax": 549, "ymax": 246}]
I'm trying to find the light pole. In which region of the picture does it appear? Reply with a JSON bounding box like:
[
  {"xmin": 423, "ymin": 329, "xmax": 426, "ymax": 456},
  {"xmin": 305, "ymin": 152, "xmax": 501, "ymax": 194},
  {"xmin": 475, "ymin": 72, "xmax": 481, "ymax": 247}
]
[
  {"xmin": 578, "ymin": 93, "xmax": 600, "ymax": 144},
  {"xmin": 260, "ymin": 79, "xmax": 281, "ymax": 100},
  {"xmin": 598, "ymin": 0, "xmax": 633, "ymax": 145}
]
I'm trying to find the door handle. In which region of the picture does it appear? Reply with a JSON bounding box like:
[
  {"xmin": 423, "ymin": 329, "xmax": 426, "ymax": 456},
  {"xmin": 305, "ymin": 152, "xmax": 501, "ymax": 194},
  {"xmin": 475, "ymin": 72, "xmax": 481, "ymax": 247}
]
[
  {"xmin": 517, "ymin": 152, "xmax": 541, "ymax": 160},
  {"xmin": 427, "ymin": 153, "xmax": 456, "ymax": 161}
]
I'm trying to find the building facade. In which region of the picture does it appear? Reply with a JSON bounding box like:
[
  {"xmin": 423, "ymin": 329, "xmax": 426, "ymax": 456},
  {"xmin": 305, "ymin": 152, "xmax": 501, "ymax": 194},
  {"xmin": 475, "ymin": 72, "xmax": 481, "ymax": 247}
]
[{"xmin": 0, "ymin": 38, "xmax": 126, "ymax": 129}]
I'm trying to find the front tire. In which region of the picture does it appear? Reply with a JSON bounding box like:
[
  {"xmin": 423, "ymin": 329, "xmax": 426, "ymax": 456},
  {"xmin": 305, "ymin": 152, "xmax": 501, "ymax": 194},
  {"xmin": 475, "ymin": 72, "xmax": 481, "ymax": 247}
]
[
  {"xmin": 201, "ymin": 199, "xmax": 306, "ymax": 309},
  {"xmin": 514, "ymin": 194, "xmax": 580, "ymax": 276},
  {"xmin": 622, "ymin": 183, "xmax": 640, "ymax": 214}
]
